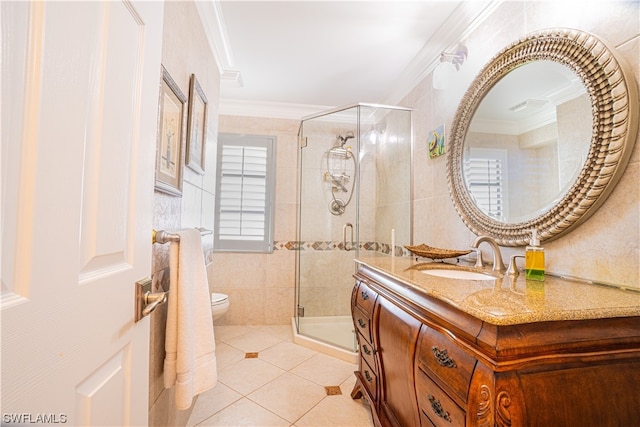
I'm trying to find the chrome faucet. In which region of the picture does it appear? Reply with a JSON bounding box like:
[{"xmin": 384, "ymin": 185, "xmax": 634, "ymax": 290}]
[
  {"xmin": 471, "ymin": 235, "xmax": 506, "ymax": 272},
  {"xmin": 507, "ymin": 255, "xmax": 525, "ymax": 276}
]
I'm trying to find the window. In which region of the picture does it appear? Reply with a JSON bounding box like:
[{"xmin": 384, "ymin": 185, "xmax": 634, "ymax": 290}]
[
  {"xmin": 463, "ymin": 148, "xmax": 507, "ymax": 221},
  {"xmin": 214, "ymin": 134, "xmax": 275, "ymax": 253}
]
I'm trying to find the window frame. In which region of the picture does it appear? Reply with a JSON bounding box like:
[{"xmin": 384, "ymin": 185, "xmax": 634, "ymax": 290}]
[{"xmin": 213, "ymin": 133, "xmax": 276, "ymax": 253}]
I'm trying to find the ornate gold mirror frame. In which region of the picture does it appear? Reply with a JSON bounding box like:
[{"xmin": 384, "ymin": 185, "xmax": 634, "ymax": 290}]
[{"xmin": 447, "ymin": 28, "xmax": 638, "ymax": 246}]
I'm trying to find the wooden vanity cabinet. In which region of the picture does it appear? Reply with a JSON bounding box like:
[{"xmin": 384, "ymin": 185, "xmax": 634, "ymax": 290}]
[
  {"xmin": 351, "ymin": 279, "xmax": 379, "ymax": 415},
  {"xmin": 376, "ymin": 296, "xmax": 422, "ymax": 427},
  {"xmin": 350, "ymin": 263, "xmax": 640, "ymax": 427},
  {"xmin": 415, "ymin": 325, "xmax": 477, "ymax": 427}
]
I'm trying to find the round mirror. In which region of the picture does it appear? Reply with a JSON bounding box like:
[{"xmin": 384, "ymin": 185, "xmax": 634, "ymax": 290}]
[
  {"xmin": 447, "ymin": 29, "xmax": 638, "ymax": 246},
  {"xmin": 465, "ymin": 60, "xmax": 591, "ymax": 223}
]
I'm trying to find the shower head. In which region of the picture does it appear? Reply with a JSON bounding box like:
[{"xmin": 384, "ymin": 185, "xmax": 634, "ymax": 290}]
[{"xmin": 337, "ymin": 131, "xmax": 355, "ymax": 147}]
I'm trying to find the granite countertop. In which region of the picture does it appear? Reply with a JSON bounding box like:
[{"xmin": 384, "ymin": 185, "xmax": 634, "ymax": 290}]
[{"xmin": 356, "ymin": 255, "xmax": 640, "ymax": 326}]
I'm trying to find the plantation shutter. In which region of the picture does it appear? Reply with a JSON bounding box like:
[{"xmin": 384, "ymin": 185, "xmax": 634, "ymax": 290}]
[
  {"xmin": 463, "ymin": 149, "xmax": 507, "ymax": 221},
  {"xmin": 214, "ymin": 134, "xmax": 275, "ymax": 252}
]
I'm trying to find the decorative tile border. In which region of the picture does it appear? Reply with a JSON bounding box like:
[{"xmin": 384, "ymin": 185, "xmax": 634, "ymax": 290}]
[{"xmin": 273, "ymin": 240, "xmax": 410, "ymax": 257}]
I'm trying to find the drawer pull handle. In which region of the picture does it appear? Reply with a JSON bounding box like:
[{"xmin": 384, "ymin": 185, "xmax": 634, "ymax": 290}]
[
  {"xmin": 363, "ymin": 344, "xmax": 376, "ymax": 355},
  {"xmin": 432, "ymin": 346, "xmax": 457, "ymax": 368},
  {"xmin": 358, "ymin": 319, "xmax": 366, "ymax": 328},
  {"xmin": 364, "ymin": 370, "xmax": 373, "ymax": 382},
  {"xmin": 428, "ymin": 394, "xmax": 452, "ymax": 423},
  {"xmin": 361, "ymin": 290, "xmax": 369, "ymax": 300}
]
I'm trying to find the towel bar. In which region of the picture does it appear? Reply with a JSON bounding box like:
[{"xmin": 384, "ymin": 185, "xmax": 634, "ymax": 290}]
[{"xmin": 152, "ymin": 228, "xmax": 212, "ymax": 244}]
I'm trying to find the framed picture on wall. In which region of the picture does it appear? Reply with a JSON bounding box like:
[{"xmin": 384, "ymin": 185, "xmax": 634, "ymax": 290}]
[
  {"xmin": 155, "ymin": 65, "xmax": 187, "ymax": 196},
  {"xmin": 186, "ymin": 74, "xmax": 208, "ymax": 174},
  {"xmin": 428, "ymin": 124, "xmax": 446, "ymax": 159}
]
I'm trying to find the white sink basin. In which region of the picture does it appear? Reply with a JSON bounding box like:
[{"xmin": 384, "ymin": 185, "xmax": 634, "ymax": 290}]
[{"xmin": 421, "ymin": 268, "xmax": 496, "ymax": 281}]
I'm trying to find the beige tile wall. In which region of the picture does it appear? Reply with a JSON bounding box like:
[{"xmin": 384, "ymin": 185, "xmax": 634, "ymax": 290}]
[
  {"xmin": 373, "ymin": 108, "xmax": 413, "ymax": 248},
  {"xmin": 149, "ymin": 1, "xmax": 220, "ymax": 425},
  {"xmin": 212, "ymin": 109, "xmax": 413, "ymax": 324},
  {"xmin": 407, "ymin": 0, "xmax": 639, "ymax": 287},
  {"xmin": 210, "ymin": 116, "xmax": 300, "ymax": 326}
]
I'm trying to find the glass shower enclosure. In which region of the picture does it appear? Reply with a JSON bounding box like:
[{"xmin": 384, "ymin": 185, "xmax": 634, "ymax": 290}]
[{"xmin": 296, "ymin": 103, "xmax": 412, "ymax": 353}]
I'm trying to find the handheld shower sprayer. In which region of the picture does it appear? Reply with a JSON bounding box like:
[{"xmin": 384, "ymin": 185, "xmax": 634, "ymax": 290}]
[{"xmin": 324, "ymin": 131, "xmax": 357, "ymax": 215}]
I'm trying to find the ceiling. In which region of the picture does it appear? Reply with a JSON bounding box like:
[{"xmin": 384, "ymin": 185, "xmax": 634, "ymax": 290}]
[{"xmin": 199, "ymin": 1, "xmax": 497, "ymax": 118}]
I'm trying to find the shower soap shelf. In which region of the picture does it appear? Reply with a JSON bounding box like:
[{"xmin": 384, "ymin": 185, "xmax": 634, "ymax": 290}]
[{"xmin": 404, "ymin": 244, "xmax": 471, "ymax": 260}]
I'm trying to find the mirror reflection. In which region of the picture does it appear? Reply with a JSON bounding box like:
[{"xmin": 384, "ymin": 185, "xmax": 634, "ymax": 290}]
[{"xmin": 463, "ymin": 61, "xmax": 591, "ymax": 223}]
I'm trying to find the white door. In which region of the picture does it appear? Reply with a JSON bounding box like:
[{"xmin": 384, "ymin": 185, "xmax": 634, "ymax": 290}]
[{"xmin": 1, "ymin": 1, "xmax": 163, "ymax": 425}]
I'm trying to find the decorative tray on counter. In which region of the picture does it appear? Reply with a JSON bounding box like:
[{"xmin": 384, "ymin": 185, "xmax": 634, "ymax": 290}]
[{"xmin": 404, "ymin": 244, "xmax": 472, "ymax": 260}]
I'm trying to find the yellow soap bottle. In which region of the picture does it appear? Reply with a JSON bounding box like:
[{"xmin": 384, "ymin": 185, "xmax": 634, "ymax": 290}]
[{"xmin": 525, "ymin": 229, "xmax": 545, "ymax": 281}]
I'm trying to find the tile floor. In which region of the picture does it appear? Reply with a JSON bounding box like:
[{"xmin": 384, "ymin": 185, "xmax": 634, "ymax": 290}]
[{"xmin": 187, "ymin": 325, "xmax": 375, "ymax": 427}]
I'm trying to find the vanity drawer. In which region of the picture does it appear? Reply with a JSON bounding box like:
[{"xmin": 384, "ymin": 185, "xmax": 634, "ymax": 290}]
[
  {"xmin": 357, "ymin": 331, "xmax": 376, "ymax": 371},
  {"xmin": 416, "ymin": 370, "xmax": 465, "ymax": 427},
  {"xmin": 358, "ymin": 357, "xmax": 377, "ymax": 399},
  {"xmin": 355, "ymin": 281, "xmax": 377, "ymax": 315},
  {"xmin": 420, "ymin": 409, "xmax": 437, "ymax": 427},
  {"xmin": 353, "ymin": 306, "xmax": 373, "ymax": 343},
  {"xmin": 417, "ymin": 326, "xmax": 477, "ymax": 404}
]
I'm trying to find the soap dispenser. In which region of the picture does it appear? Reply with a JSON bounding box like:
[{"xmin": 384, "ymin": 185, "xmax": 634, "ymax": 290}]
[{"xmin": 525, "ymin": 229, "xmax": 545, "ymax": 281}]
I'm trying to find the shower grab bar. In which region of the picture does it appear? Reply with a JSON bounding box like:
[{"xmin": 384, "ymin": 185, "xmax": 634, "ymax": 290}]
[
  {"xmin": 343, "ymin": 223, "xmax": 354, "ymax": 251},
  {"xmin": 152, "ymin": 228, "xmax": 212, "ymax": 244}
]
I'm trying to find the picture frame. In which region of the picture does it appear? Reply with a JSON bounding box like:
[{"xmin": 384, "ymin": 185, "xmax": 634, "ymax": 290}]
[
  {"xmin": 186, "ymin": 74, "xmax": 208, "ymax": 174},
  {"xmin": 155, "ymin": 65, "xmax": 187, "ymax": 196},
  {"xmin": 428, "ymin": 124, "xmax": 446, "ymax": 159}
]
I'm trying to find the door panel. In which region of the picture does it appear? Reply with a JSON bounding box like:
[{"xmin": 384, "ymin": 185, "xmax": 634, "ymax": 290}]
[
  {"xmin": 1, "ymin": 2, "xmax": 164, "ymax": 425},
  {"xmin": 75, "ymin": 347, "xmax": 130, "ymax": 426},
  {"xmin": 79, "ymin": 1, "xmax": 145, "ymax": 279}
]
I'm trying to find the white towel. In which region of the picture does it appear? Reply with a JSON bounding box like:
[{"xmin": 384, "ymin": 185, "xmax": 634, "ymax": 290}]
[{"xmin": 164, "ymin": 229, "xmax": 217, "ymax": 410}]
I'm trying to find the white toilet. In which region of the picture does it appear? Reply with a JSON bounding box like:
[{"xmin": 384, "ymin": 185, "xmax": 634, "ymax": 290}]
[{"xmin": 211, "ymin": 292, "xmax": 230, "ymax": 320}]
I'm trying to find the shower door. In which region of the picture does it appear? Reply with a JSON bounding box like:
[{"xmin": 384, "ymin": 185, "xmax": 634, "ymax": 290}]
[
  {"xmin": 297, "ymin": 106, "xmax": 361, "ymax": 352},
  {"xmin": 296, "ymin": 103, "xmax": 413, "ymax": 352}
]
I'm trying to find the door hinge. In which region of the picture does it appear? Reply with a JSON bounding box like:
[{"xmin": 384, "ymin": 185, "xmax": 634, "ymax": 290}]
[{"xmin": 297, "ymin": 305, "xmax": 305, "ymax": 317}]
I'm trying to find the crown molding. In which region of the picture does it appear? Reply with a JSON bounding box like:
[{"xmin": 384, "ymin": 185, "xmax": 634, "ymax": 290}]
[
  {"xmin": 195, "ymin": 0, "xmax": 242, "ymax": 84},
  {"xmin": 218, "ymin": 99, "xmax": 333, "ymax": 120}
]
